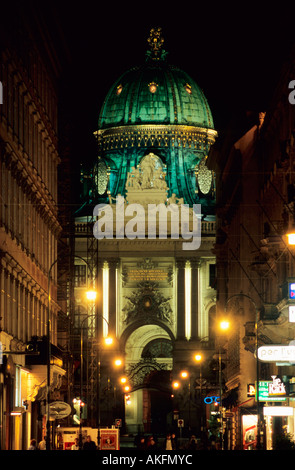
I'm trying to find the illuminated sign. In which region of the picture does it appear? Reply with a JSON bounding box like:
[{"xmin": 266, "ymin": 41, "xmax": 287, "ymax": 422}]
[
  {"xmin": 258, "ymin": 345, "xmax": 295, "ymax": 363},
  {"xmin": 289, "ymin": 305, "xmax": 295, "ymax": 323},
  {"xmin": 263, "ymin": 407, "xmax": 293, "ymax": 417},
  {"xmin": 247, "ymin": 384, "xmax": 256, "ymax": 397},
  {"xmin": 268, "ymin": 376, "xmax": 286, "ymax": 396},
  {"xmin": 204, "ymin": 396, "xmax": 220, "ymax": 404},
  {"xmin": 289, "ymin": 282, "xmax": 295, "ymax": 299},
  {"xmin": 257, "ymin": 380, "xmax": 287, "ymax": 402}
]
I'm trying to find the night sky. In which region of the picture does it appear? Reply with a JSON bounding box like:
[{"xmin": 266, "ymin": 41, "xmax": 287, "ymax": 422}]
[
  {"xmin": 50, "ymin": 1, "xmax": 295, "ymax": 164},
  {"xmin": 12, "ymin": 1, "xmax": 295, "ymax": 167}
]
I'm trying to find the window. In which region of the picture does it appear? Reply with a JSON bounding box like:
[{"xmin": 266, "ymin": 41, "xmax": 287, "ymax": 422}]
[
  {"xmin": 74, "ymin": 264, "xmax": 86, "ymax": 287},
  {"xmin": 209, "ymin": 264, "xmax": 216, "ymax": 289}
]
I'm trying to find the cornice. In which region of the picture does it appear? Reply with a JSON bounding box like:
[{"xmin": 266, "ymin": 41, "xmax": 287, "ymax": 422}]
[{"xmin": 94, "ymin": 124, "xmax": 217, "ymax": 151}]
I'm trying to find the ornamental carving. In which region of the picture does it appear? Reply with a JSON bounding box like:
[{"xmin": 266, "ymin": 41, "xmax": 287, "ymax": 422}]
[
  {"xmin": 122, "ymin": 280, "xmax": 173, "ymax": 325},
  {"xmin": 125, "ymin": 153, "xmax": 168, "ymax": 191},
  {"xmin": 126, "ymin": 358, "xmax": 167, "ymax": 387}
]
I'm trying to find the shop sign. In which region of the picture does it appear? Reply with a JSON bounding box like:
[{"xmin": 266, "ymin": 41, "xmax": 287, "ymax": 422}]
[
  {"xmin": 49, "ymin": 401, "xmax": 72, "ymax": 420},
  {"xmin": 289, "ymin": 282, "xmax": 295, "ymax": 299},
  {"xmin": 268, "ymin": 376, "xmax": 286, "ymax": 396},
  {"xmin": 257, "ymin": 380, "xmax": 287, "ymax": 402},
  {"xmin": 263, "ymin": 407, "xmax": 293, "ymax": 417},
  {"xmin": 247, "ymin": 384, "xmax": 256, "ymax": 397},
  {"xmin": 204, "ymin": 396, "xmax": 220, "ymax": 404},
  {"xmin": 258, "ymin": 345, "xmax": 295, "ymax": 363},
  {"xmin": 289, "ymin": 305, "xmax": 295, "ymax": 323}
]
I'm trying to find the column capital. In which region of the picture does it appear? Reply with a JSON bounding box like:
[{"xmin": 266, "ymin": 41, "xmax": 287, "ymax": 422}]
[
  {"xmin": 190, "ymin": 258, "xmax": 202, "ymax": 269},
  {"xmin": 176, "ymin": 258, "xmax": 186, "ymax": 269},
  {"xmin": 107, "ymin": 258, "xmax": 120, "ymax": 270}
]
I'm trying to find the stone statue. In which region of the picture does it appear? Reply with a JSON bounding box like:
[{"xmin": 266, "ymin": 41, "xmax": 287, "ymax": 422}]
[
  {"xmin": 140, "ymin": 156, "xmax": 156, "ymax": 189},
  {"xmin": 153, "ymin": 168, "xmax": 167, "ymax": 190}
]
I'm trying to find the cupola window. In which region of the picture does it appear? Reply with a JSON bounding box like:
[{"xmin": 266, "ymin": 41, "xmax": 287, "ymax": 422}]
[
  {"xmin": 148, "ymin": 82, "xmax": 158, "ymax": 93},
  {"xmin": 116, "ymin": 84, "xmax": 123, "ymax": 95},
  {"xmin": 184, "ymin": 83, "xmax": 192, "ymax": 94}
]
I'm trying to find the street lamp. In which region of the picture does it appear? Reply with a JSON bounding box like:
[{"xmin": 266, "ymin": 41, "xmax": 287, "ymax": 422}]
[
  {"xmin": 217, "ymin": 318, "xmax": 230, "ymax": 450},
  {"xmin": 225, "ymin": 294, "xmax": 261, "ymax": 449},
  {"xmin": 46, "ymin": 255, "xmax": 96, "ymax": 450},
  {"xmin": 86, "ymin": 290, "xmax": 97, "ymax": 301},
  {"xmin": 79, "ymin": 312, "xmax": 112, "ymax": 449},
  {"xmin": 46, "ymin": 259, "xmax": 58, "ymax": 451}
]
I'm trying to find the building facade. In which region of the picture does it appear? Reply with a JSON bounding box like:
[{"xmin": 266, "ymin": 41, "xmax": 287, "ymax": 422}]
[
  {"xmin": 209, "ymin": 46, "xmax": 295, "ymax": 449},
  {"xmin": 72, "ymin": 28, "xmax": 219, "ymax": 439},
  {"xmin": 0, "ymin": 3, "xmax": 67, "ymax": 449}
]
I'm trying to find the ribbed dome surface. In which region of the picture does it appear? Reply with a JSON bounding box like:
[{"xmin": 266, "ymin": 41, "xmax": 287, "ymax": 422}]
[{"xmin": 98, "ymin": 61, "xmax": 214, "ymax": 130}]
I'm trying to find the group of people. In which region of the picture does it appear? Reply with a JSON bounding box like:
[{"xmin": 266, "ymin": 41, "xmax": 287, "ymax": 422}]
[
  {"xmin": 135, "ymin": 433, "xmax": 178, "ymax": 451},
  {"xmin": 28, "ymin": 435, "xmax": 97, "ymax": 450},
  {"xmin": 28, "ymin": 438, "xmax": 46, "ymax": 450},
  {"xmin": 71, "ymin": 436, "xmax": 97, "ymax": 450}
]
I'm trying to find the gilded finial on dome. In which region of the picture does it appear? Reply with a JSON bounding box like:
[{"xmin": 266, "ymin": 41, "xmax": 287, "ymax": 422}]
[{"xmin": 146, "ymin": 27, "xmax": 167, "ymax": 61}]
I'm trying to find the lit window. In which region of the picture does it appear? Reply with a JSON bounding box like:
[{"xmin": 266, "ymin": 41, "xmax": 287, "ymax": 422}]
[
  {"xmin": 184, "ymin": 83, "xmax": 192, "ymax": 94},
  {"xmin": 116, "ymin": 84, "xmax": 123, "ymax": 95},
  {"xmin": 149, "ymin": 82, "xmax": 158, "ymax": 93}
]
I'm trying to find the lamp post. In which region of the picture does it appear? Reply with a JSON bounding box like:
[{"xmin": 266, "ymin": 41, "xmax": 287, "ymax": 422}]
[
  {"xmin": 46, "ymin": 258, "xmax": 59, "ymax": 451},
  {"xmin": 194, "ymin": 353, "xmax": 204, "ymax": 439},
  {"xmin": 46, "ymin": 255, "xmax": 94, "ymax": 451},
  {"xmin": 218, "ymin": 320, "xmax": 230, "ymax": 450},
  {"xmin": 79, "ymin": 311, "xmax": 112, "ymax": 450},
  {"xmin": 225, "ymin": 294, "xmax": 261, "ymax": 450}
]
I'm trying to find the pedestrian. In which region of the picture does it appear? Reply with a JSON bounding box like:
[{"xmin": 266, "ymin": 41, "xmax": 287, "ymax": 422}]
[
  {"xmin": 38, "ymin": 437, "xmax": 46, "ymax": 450},
  {"xmin": 171, "ymin": 433, "xmax": 177, "ymax": 449},
  {"xmin": 28, "ymin": 439, "xmax": 37, "ymax": 450},
  {"xmin": 164, "ymin": 433, "xmax": 174, "ymax": 450},
  {"xmin": 71, "ymin": 438, "xmax": 79, "ymax": 450},
  {"xmin": 147, "ymin": 437, "xmax": 157, "ymax": 451},
  {"xmin": 187, "ymin": 435, "xmax": 197, "ymax": 450},
  {"xmin": 137, "ymin": 436, "xmax": 146, "ymax": 450},
  {"xmin": 83, "ymin": 435, "xmax": 97, "ymax": 450}
]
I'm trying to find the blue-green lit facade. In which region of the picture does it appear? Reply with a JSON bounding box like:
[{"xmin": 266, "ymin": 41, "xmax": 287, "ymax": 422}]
[{"xmin": 81, "ymin": 31, "xmax": 217, "ymax": 217}]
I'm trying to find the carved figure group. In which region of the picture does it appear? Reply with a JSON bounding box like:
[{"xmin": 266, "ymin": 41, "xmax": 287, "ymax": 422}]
[{"xmin": 125, "ymin": 154, "xmax": 168, "ymax": 191}]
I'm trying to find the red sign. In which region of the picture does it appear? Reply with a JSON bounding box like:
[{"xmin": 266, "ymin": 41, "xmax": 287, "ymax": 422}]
[{"xmin": 100, "ymin": 429, "xmax": 120, "ymax": 450}]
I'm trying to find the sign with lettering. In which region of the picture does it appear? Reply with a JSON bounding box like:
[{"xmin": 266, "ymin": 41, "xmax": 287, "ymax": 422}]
[
  {"xmin": 204, "ymin": 396, "xmax": 220, "ymax": 404},
  {"xmin": 258, "ymin": 345, "xmax": 295, "ymax": 363},
  {"xmin": 268, "ymin": 376, "xmax": 286, "ymax": 396},
  {"xmin": 127, "ymin": 268, "xmax": 168, "ymax": 282},
  {"xmin": 257, "ymin": 380, "xmax": 287, "ymax": 402},
  {"xmin": 247, "ymin": 384, "xmax": 256, "ymax": 397}
]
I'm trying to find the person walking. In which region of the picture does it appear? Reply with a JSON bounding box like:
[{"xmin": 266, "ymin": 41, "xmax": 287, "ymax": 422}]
[
  {"xmin": 164, "ymin": 433, "xmax": 173, "ymax": 450},
  {"xmin": 71, "ymin": 438, "xmax": 80, "ymax": 450},
  {"xmin": 83, "ymin": 435, "xmax": 97, "ymax": 450},
  {"xmin": 38, "ymin": 437, "xmax": 46, "ymax": 450},
  {"xmin": 28, "ymin": 439, "xmax": 37, "ymax": 450}
]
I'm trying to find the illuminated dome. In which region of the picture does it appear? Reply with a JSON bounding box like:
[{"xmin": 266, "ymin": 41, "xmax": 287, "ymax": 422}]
[
  {"xmin": 98, "ymin": 62, "xmax": 214, "ymax": 130},
  {"xmin": 86, "ymin": 28, "xmax": 217, "ymax": 214}
]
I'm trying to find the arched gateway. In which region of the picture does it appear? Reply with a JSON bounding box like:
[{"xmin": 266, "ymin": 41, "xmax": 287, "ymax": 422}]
[{"xmin": 73, "ymin": 28, "xmax": 217, "ymax": 436}]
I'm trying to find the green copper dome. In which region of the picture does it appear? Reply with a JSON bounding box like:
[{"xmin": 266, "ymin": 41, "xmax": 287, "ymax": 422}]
[
  {"xmin": 81, "ymin": 28, "xmax": 217, "ymax": 216},
  {"xmin": 98, "ymin": 62, "xmax": 214, "ymax": 130}
]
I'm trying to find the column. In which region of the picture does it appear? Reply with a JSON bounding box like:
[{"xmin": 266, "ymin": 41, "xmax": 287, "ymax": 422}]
[
  {"xmin": 108, "ymin": 258, "xmax": 119, "ymax": 338},
  {"xmin": 176, "ymin": 259, "xmax": 186, "ymax": 339},
  {"xmin": 190, "ymin": 259, "xmax": 200, "ymax": 340},
  {"xmin": 96, "ymin": 259, "xmax": 104, "ymax": 335}
]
